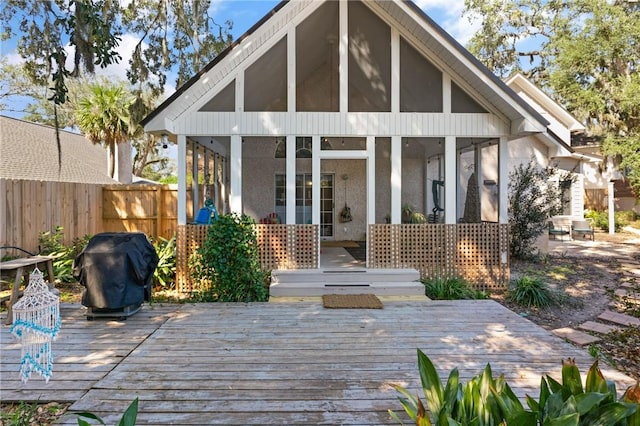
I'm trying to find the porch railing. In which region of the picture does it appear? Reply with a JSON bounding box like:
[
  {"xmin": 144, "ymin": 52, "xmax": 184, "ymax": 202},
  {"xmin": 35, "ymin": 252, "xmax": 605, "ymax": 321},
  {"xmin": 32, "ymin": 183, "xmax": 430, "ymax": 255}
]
[
  {"xmin": 368, "ymin": 223, "xmax": 510, "ymax": 291},
  {"xmin": 176, "ymin": 224, "xmax": 319, "ymax": 293},
  {"xmin": 176, "ymin": 223, "xmax": 508, "ymax": 293}
]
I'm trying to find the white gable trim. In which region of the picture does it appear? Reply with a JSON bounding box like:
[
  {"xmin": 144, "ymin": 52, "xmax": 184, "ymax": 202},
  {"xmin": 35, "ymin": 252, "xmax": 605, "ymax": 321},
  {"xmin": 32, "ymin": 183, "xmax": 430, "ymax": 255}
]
[
  {"xmin": 382, "ymin": 0, "xmax": 546, "ymax": 133},
  {"xmin": 145, "ymin": 0, "xmax": 548, "ymax": 136},
  {"xmin": 505, "ymin": 73, "xmax": 585, "ymax": 133}
]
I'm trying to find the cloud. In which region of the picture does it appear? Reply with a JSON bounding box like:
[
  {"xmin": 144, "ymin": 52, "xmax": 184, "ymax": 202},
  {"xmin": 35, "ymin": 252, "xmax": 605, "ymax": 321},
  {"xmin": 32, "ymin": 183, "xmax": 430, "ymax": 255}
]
[
  {"xmin": 96, "ymin": 33, "xmax": 142, "ymax": 81},
  {"xmin": 414, "ymin": 0, "xmax": 480, "ymax": 46},
  {"xmin": 4, "ymin": 52, "xmax": 24, "ymax": 66}
]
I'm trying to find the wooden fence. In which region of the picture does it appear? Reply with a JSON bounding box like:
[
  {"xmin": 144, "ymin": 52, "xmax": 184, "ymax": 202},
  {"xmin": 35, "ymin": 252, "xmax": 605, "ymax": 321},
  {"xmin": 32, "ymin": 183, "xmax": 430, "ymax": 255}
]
[{"xmin": 1, "ymin": 179, "xmax": 186, "ymax": 255}]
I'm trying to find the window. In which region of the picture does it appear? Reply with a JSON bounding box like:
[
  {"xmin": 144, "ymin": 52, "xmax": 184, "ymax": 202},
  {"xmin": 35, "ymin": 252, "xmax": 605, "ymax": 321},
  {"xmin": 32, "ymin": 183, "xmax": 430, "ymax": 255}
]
[{"xmin": 274, "ymin": 137, "xmax": 333, "ymax": 158}]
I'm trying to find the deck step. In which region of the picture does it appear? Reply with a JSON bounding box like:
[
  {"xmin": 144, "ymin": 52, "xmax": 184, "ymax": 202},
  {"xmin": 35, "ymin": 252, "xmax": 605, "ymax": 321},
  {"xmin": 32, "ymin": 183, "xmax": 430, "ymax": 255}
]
[
  {"xmin": 272, "ymin": 268, "xmax": 420, "ymax": 284},
  {"xmin": 270, "ymin": 268, "xmax": 424, "ymax": 297}
]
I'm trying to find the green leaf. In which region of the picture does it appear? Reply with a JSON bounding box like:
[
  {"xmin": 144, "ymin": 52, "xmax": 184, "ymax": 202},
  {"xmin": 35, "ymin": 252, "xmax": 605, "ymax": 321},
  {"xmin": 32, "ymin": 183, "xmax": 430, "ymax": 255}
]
[
  {"xmin": 561, "ymin": 359, "xmax": 583, "ymax": 395},
  {"xmin": 574, "ymin": 392, "xmax": 607, "ymax": 415},
  {"xmin": 75, "ymin": 412, "xmax": 106, "ymax": 425},
  {"xmin": 583, "ymin": 402, "xmax": 638, "ymax": 425},
  {"xmin": 116, "ymin": 397, "xmax": 138, "ymax": 426},
  {"xmin": 543, "ymin": 412, "xmax": 579, "ymax": 426},
  {"xmin": 443, "ymin": 367, "xmax": 460, "ymax": 414},
  {"xmin": 584, "ymin": 360, "xmax": 608, "ymax": 394},
  {"xmin": 417, "ymin": 349, "xmax": 445, "ymax": 416}
]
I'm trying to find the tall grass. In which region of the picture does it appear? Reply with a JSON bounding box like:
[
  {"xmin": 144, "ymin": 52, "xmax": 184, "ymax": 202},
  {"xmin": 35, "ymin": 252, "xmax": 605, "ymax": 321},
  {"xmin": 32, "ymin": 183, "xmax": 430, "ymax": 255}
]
[
  {"xmin": 509, "ymin": 275, "xmax": 556, "ymax": 308},
  {"xmin": 422, "ymin": 277, "xmax": 487, "ymax": 300}
]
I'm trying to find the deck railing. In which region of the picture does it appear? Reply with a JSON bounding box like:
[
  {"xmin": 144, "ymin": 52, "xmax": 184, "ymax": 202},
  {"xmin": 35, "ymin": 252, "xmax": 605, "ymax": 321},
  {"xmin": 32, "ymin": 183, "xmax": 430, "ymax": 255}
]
[
  {"xmin": 176, "ymin": 223, "xmax": 508, "ymax": 293},
  {"xmin": 368, "ymin": 223, "xmax": 510, "ymax": 291}
]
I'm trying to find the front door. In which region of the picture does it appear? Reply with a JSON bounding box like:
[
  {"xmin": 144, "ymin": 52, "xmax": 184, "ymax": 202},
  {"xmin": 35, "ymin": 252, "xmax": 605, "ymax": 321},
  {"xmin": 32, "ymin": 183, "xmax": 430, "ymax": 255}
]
[
  {"xmin": 320, "ymin": 174, "xmax": 334, "ymax": 238},
  {"xmin": 276, "ymin": 173, "xmax": 334, "ymax": 236}
]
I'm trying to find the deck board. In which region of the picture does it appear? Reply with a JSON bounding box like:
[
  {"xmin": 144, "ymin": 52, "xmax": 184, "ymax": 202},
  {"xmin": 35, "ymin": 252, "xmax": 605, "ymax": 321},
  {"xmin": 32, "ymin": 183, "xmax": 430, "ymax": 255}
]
[{"xmin": 1, "ymin": 301, "xmax": 635, "ymax": 425}]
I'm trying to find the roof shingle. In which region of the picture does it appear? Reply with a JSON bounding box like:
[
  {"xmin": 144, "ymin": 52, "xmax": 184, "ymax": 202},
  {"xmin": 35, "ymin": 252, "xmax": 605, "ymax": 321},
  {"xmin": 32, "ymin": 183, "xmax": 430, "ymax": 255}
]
[{"xmin": 0, "ymin": 116, "xmax": 117, "ymax": 184}]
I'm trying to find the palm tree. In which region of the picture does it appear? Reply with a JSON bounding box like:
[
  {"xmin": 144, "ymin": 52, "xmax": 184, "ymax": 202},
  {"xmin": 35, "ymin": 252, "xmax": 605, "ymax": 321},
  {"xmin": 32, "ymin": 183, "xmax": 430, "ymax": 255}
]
[{"xmin": 75, "ymin": 82, "xmax": 133, "ymax": 178}]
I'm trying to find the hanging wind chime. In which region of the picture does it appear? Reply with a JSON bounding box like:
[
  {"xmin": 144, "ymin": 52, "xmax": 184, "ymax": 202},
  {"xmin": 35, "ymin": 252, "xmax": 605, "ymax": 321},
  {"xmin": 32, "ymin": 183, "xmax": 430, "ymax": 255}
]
[
  {"xmin": 10, "ymin": 268, "xmax": 61, "ymax": 383},
  {"xmin": 340, "ymin": 174, "xmax": 352, "ymax": 223}
]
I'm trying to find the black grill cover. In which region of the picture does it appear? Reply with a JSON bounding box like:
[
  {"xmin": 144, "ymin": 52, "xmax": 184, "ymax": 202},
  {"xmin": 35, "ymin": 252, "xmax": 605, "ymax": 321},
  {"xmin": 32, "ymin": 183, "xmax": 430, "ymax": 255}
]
[{"xmin": 73, "ymin": 233, "xmax": 159, "ymax": 309}]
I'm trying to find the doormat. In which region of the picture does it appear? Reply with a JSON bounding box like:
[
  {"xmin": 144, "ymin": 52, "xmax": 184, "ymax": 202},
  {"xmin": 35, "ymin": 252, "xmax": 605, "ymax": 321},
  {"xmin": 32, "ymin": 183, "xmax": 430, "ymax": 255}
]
[
  {"xmin": 322, "ymin": 294, "xmax": 383, "ymax": 309},
  {"xmin": 321, "ymin": 241, "xmax": 360, "ymax": 248}
]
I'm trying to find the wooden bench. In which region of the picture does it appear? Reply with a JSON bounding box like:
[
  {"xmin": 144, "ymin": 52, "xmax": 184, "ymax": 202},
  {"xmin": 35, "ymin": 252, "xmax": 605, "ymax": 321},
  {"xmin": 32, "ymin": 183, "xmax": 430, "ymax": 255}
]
[{"xmin": 1, "ymin": 256, "xmax": 56, "ymax": 325}]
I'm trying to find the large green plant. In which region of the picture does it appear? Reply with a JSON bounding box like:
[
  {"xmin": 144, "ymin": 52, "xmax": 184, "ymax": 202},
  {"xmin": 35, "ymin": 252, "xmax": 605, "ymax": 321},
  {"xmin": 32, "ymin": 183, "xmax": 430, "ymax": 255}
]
[
  {"xmin": 193, "ymin": 213, "xmax": 267, "ymax": 302},
  {"xmin": 151, "ymin": 236, "xmax": 176, "ymax": 290},
  {"xmin": 422, "ymin": 277, "xmax": 487, "ymax": 300},
  {"xmin": 38, "ymin": 226, "xmax": 91, "ymax": 283},
  {"xmin": 508, "ymin": 162, "xmax": 567, "ymax": 259},
  {"xmin": 390, "ymin": 349, "xmax": 521, "ymax": 425},
  {"xmin": 509, "ymin": 275, "xmax": 556, "ymax": 308},
  {"xmin": 391, "ymin": 350, "xmax": 640, "ymax": 425}
]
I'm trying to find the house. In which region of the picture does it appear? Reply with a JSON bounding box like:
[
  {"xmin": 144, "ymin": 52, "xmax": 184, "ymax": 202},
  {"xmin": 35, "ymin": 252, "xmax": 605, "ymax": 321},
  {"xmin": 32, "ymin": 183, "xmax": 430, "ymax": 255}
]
[
  {"xmin": 142, "ymin": 0, "xmax": 571, "ymax": 292},
  {"xmin": 0, "ymin": 116, "xmax": 116, "ymax": 184},
  {"xmin": 505, "ymin": 74, "xmax": 639, "ymax": 240}
]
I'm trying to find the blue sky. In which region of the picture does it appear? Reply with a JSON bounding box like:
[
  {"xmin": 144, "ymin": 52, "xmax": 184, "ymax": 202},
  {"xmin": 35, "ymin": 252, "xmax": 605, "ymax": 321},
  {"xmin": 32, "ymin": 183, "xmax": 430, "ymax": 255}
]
[{"xmin": 2, "ymin": 0, "xmax": 475, "ymax": 119}]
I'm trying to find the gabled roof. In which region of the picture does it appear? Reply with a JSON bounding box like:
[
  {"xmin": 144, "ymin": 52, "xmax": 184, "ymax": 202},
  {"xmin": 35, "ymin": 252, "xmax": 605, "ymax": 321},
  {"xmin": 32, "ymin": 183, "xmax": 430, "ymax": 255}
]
[
  {"xmin": 0, "ymin": 116, "xmax": 117, "ymax": 184},
  {"xmin": 142, "ymin": 0, "xmax": 548, "ymax": 135},
  {"xmin": 505, "ymin": 73, "xmax": 585, "ymax": 134}
]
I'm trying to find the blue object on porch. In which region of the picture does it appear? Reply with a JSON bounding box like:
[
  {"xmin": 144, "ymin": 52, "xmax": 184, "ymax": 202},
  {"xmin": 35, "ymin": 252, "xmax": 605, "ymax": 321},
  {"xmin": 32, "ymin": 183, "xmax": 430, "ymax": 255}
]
[{"xmin": 194, "ymin": 199, "xmax": 219, "ymax": 224}]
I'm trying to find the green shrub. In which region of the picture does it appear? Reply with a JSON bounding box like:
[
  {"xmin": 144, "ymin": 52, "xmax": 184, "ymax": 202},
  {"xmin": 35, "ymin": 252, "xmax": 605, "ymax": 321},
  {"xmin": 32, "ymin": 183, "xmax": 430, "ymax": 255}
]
[
  {"xmin": 192, "ymin": 213, "xmax": 267, "ymax": 302},
  {"xmin": 509, "ymin": 162, "xmax": 568, "ymax": 259},
  {"xmin": 151, "ymin": 236, "xmax": 176, "ymax": 290},
  {"xmin": 585, "ymin": 209, "xmax": 637, "ymax": 232},
  {"xmin": 0, "ymin": 401, "xmax": 39, "ymax": 426},
  {"xmin": 509, "ymin": 275, "xmax": 556, "ymax": 308},
  {"xmin": 391, "ymin": 350, "xmax": 640, "ymax": 425},
  {"xmin": 422, "ymin": 277, "xmax": 487, "ymax": 300},
  {"xmin": 38, "ymin": 226, "xmax": 91, "ymax": 283}
]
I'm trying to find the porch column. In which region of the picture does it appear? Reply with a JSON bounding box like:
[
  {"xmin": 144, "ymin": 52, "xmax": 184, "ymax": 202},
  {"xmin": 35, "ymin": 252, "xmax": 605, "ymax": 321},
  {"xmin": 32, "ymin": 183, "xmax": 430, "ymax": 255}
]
[
  {"xmin": 177, "ymin": 134, "xmax": 187, "ymax": 225},
  {"xmin": 221, "ymin": 156, "xmax": 228, "ymax": 214},
  {"xmin": 339, "ymin": 0, "xmax": 348, "ymax": 113},
  {"xmin": 204, "ymin": 150, "xmax": 210, "ymax": 199},
  {"xmin": 229, "ymin": 135, "xmax": 242, "ymax": 213},
  {"xmin": 366, "ymin": 136, "xmax": 376, "ymax": 225},
  {"xmin": 444, "ymin": 136, "xmax": 456, "ymax": 224},
  {"xmin": 192, "ymin": 142, "xmax": 199, "ymax": 214},
  {"xmin": 391, "ymin": 136, "xmax": 402, "ymax": 224},
  {"xmin": 312, "ymin": 135, "xmax": 321, "ymax": 225},
  {"xmin": 286, "ymin": 135, "xmax": 296, "ymax": 224},
  {"xmin": 608, "ymin": 180, "xmax": 615, "ymax": 234},
  {"xmin": 213, "ymin": 153, "xmax": 219, "ymax": 208},
  {"xmin": 498, "ymin": 137, "xmax": 508, "ymax": 224}
]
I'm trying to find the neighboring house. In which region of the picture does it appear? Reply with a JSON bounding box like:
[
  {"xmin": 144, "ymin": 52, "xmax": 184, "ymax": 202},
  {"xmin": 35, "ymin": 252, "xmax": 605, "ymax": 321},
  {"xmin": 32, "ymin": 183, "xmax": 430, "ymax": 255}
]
[
  {"xmin": 506, "ymin": 74, "xmax": 639, "ymax": 228},
  {"xmin": 142, "ymin": 0, "xmax": 571, "ymax": 290},
  {"xmin": 0, "ymin": 116, "xmax": 116, "ymax": 184}
]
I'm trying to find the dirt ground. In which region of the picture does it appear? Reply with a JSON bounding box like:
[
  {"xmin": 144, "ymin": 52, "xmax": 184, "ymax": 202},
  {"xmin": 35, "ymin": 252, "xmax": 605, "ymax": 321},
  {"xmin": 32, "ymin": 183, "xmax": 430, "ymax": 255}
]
[{"xmin": 502, "ymin": 229, "xmax": 640, "ymax": 381}]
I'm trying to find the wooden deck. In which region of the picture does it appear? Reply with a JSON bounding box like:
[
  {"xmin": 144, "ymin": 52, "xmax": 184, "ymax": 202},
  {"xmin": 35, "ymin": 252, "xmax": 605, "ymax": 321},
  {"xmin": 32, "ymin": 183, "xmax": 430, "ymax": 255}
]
[{"xmin": 1, "ymin": 301, "xmax": 635, "ymax": 425}]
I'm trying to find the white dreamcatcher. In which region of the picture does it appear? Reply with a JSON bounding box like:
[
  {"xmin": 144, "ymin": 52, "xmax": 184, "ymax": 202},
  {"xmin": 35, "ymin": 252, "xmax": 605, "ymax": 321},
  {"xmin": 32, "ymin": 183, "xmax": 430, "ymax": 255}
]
[{"xmin": 10, "ymin": 268, "xmax": 61, "ymax": 383}]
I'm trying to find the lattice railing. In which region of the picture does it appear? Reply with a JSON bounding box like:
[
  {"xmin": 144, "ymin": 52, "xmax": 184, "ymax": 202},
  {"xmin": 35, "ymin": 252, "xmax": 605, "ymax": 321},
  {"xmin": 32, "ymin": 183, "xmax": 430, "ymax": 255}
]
[
  {"xmin": 176, "ymin": 224, "xmax": 319, "ymax": 293},
  {"xmin": 368, "ymin": 223, "xmax": 509, "ymax": 290}
]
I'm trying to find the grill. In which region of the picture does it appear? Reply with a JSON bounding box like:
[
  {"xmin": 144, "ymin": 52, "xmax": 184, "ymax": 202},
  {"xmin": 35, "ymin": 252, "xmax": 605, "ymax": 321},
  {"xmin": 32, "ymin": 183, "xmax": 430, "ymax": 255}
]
[{"xmin": 73, "ymin": 232, "xmax": 158, "ymax": 320}]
